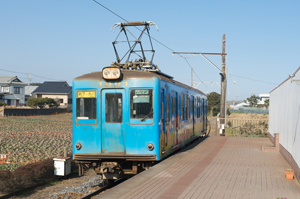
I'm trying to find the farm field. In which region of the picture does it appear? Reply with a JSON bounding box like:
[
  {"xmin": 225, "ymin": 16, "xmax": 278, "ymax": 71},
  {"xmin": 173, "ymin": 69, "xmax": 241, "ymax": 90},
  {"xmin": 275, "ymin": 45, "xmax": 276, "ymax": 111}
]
[{"xmin": 0, "ymin": 113, "xmax": 72, "ymax": 171}]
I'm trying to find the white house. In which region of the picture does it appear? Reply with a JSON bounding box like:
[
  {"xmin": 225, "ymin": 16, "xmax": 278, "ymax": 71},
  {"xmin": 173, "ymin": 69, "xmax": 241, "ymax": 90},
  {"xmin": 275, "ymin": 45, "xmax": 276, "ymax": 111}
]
[
  {"xmin": 258, "ymin": 94, "xmax": 269, "ymax": 105},
  {"xmin": 0, "ymin": 76, "xmax": 27, "ymax": 106}
]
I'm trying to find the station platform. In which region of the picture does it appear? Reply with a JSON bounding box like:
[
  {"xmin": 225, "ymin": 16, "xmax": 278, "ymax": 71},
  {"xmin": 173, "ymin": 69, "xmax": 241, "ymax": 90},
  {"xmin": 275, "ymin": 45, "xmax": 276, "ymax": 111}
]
[{"xmin": 97, "ymin": 136, "xmax": 300, "ymax": 199}]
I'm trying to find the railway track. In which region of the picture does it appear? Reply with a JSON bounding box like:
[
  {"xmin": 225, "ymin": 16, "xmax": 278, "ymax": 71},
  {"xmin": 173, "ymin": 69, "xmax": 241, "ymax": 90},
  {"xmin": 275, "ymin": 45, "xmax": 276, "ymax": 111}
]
[{"xmin": 80, "ymin": 178, "xmax": 125, "ymax": 199}]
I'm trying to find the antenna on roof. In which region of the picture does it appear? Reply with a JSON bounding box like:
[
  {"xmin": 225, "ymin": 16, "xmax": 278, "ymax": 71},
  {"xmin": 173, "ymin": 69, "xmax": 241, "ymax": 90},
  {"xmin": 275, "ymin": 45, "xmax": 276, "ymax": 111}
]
[{"xmin": 110, "ymin": 21, "xmax": 159, "ymax": 71}]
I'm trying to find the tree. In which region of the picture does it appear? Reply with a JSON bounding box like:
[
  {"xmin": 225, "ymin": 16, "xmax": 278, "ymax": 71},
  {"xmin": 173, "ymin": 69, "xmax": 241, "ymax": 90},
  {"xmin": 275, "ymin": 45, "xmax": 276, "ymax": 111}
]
[
  {"xmin": 207, "ymin": 92, "xmax": 220, "ymax": 116},
  {"xmin": 26, "ymin": 97, "xmax": 59, "ymax": 109},
  {"xmin": 264, "ymin": 99, "xmax": 269, "ymax": 109},
  {"xmin": 244, "ymin": 94, "xmax": 259, "ymax": 107},
  {"xmin": 30, "ymin": 83, "xmax": 42, "ymax": 86},
  {"xmin": 26, "ymin": 98, "xmax": 40, "ymax": 109}
]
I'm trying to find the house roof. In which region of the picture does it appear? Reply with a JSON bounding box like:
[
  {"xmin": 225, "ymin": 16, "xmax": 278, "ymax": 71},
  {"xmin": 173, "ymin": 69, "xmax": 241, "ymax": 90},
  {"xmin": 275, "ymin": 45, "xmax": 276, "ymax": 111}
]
[
  {"xmin": 33, "ymin": 81, "xmax": 72, "ymax": 94},
  {"xmin": 0, "ymin": 76, "xmax": 27, "ymax": 85},
  {"xmin": 25, "ymin": 86, "xmax": 39, "ymax": 95},
  {"xmin": 270, "ymin": 66, "xmax": 300, "ymax": 93}
]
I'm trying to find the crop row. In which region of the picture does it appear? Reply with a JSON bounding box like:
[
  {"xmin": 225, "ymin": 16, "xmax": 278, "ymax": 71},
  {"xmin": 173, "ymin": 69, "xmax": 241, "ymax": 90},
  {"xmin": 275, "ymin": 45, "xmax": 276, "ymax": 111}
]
[{"xmin": 0, "ymin": 113, "xmax": 72, "ymax": 171}]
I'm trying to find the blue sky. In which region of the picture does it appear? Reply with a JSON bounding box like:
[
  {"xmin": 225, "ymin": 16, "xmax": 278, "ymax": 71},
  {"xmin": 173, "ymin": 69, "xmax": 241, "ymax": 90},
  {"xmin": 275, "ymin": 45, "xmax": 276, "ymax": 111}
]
[{"xmin": 0, "ymin": 0, "xmax": 299, "ymax": 100}]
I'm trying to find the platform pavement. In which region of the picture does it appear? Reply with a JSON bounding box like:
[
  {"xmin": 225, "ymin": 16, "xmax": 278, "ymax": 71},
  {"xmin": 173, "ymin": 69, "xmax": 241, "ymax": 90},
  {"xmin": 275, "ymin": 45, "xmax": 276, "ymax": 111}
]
[{"xmin": 97, "ymin": 137, "xmax": 300, "ymax": 199}]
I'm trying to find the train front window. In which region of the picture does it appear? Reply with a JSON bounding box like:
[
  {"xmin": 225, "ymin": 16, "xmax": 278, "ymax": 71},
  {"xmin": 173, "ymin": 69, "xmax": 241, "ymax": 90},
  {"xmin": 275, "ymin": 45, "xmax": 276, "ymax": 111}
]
[
  {"xmin": 130, "ymin": 89, "xmax": 153, "ymax": 119},
  {"xmin": 76, "ymin": 91, "xmax": 96, "ymax": 120},
  {"xmin": 106, "ymin": 93, "xmax": 122, "ymax": 123}
]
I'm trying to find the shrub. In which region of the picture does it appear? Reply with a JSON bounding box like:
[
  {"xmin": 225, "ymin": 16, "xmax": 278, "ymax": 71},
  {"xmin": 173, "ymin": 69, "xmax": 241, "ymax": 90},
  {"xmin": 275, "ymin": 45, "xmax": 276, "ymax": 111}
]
[
  {"xmin": 0, "ymin": 158, "xmax": 55, "ymax": 194},
  {"xmin": 26, "ymin": 98, "xmax": 59, "ymax": 109},
  {"xmin": 26, "ymin": 98, "xmax": 40, "ymax": 109},
  {"xmin": 0, "ymin": 102, "xmax": 6, "ymax": 106}
]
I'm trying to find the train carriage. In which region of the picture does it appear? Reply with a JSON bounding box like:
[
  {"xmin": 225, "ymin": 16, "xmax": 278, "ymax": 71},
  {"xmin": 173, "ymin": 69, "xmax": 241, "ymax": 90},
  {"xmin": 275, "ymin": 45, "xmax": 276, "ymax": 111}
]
[
  {"xmin": 73, "ymin": 68, "xmax": 207, "ymax": 181},
  {"xmin": 72, "ymin": 21, "xmax": 207, "ymax": 181}
]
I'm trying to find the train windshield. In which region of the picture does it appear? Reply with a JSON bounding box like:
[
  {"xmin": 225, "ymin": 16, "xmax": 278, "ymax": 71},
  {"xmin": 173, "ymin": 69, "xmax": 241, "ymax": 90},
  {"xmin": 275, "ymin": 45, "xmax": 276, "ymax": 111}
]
[
  {"xmin": 76, "ymin": 91, "xmax": 97, "ymax": 120},
  {"xmin": 130, "ymin": 89, "xmax": 153, "ymax": 119}
]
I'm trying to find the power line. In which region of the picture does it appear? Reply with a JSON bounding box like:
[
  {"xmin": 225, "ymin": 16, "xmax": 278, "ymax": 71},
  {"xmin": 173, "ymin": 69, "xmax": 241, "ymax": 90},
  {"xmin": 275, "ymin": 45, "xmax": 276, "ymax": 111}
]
[
  {"xmin": 230, "ymin": 74, "xmax": 278, "ymax": 85},
  {"xmin": 0, "ymin": 68, "xmax": 62, "ymax": 81}
]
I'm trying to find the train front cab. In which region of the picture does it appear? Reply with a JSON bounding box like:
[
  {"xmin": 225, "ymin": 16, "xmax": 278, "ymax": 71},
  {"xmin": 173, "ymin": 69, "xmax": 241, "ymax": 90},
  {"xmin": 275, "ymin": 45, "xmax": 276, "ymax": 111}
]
[{"xmin": 72, "ymin": 71, "xmax": 161, "ymax": 180}]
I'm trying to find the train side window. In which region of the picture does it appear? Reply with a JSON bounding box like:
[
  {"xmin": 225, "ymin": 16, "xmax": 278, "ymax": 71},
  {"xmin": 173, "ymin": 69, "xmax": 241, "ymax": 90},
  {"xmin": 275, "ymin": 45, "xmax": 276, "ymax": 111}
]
[
  {"xmin": 182, "ymin": 94, "xmax": 184, "ymax": 120},
  {"xmin": 179, "ymin": 95, "xmax": 181, "ymax": 119},
  {"xmin": 175, "ymin": 94, "xmax": 178, "ymax": 115},
  {"xmin": 171, "ymin": 97, "xmax": 173, "ymax": 115},
  {"xmin": 166, "ymin": 93, "xmax": 169, "ymax": 122},
  {"xmin": 161, "ymin": 90, "xmax": 164, "ymax": 119},
  {"xmin": 197, "ymin": 97, "xmax": 200, "ymax": 118},
  {"xmin": 76, "ymin": 91, "xmax": 96, "ymax": 120},
  {"xmin": 185, "ymin": 94, "xmax": 187, "ymax": 120},
  {"xmin": 130, "ymin": 89, "xmax": 153, "ymax": 119},
  {"xmin": 106, "ymin": 93, "xmax": 122, "ymax": 123}
]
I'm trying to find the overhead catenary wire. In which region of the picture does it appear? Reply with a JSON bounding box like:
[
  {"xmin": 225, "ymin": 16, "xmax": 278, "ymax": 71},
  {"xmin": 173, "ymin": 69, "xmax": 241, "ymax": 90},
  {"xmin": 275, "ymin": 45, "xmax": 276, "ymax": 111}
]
[
  {"xmin": 91, "ymin": 0, "xmax": 207, "ymax": 86},
  {"xmin": 94, "ymin": 0, "xmax": 279, "ymax": 90}
]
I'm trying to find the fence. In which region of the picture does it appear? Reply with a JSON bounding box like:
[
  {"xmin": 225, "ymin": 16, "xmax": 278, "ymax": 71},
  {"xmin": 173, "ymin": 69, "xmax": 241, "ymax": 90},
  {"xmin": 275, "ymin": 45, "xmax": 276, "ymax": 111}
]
[
  {"xmin": 3, "ymin": 108, "xmax": 67, "ymax": 116},
  {"xmin": 224, "ymin": 118, "xmax": 269, "ymax": 137}
]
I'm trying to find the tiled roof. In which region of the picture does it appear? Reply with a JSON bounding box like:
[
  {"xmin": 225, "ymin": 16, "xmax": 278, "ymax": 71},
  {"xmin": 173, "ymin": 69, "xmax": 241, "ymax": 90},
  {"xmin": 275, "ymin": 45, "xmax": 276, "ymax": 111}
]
[
  {"xmin": 0, "ymin": 76, "xmax": 27, "ymax": 85},
  {"xmin": 33, "ymin": 81, "xmax": 72, "ymax": 94}
]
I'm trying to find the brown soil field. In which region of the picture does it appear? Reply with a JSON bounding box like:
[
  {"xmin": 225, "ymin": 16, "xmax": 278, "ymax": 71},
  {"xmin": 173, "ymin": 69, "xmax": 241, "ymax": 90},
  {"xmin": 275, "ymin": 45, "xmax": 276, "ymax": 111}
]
[{"xmin": 227, "ymin": 112, "xmax": 269, "ymax": 120}]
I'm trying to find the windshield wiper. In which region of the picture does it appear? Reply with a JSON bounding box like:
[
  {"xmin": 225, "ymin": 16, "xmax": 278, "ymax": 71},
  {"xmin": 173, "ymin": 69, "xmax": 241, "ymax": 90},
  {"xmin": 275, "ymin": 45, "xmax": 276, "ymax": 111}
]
[{"xmin": 140, "ymin": 110, "xmax": 153, "ymax": 122}]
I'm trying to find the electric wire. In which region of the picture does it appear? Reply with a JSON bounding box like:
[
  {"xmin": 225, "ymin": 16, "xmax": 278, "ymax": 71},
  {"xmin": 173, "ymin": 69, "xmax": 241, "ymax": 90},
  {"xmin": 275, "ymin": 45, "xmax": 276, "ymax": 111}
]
[
  {"xmin": 229, "ymin": 74, "xmax": 278, "ymax": 85},
  {"xmin": 0, "ymin": 68, "xmax": 66, "ymax": 82},
  {"xmin": 226, "ymin": 56, "xmax": 240, "ymax": 100}
]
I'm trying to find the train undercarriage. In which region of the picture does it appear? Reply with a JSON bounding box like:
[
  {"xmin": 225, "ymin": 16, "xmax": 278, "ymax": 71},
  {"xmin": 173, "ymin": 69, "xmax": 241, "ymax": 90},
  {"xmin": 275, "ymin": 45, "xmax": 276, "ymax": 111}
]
[{"xmin": 75, "ymin": 154, "xmax": 156, "ymax": 181}]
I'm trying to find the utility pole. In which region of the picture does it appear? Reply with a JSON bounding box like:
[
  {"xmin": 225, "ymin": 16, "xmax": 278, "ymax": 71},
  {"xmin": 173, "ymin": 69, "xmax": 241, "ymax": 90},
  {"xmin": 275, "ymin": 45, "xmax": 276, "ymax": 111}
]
[
  {"xmin": 172, "ymin": 34, "xmax": 227, "ymax": 136},
  {"xmin": 27, "ymin": 73, "xmax": 32, "ymax": 85},
  {"xmin": 220, "ymin": 34, "xmax": 226, "ymax": 135}
]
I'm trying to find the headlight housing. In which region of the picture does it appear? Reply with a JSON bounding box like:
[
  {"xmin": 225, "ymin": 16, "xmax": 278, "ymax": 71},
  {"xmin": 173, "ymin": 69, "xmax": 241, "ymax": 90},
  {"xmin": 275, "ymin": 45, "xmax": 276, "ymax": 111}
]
[{"xmin": 102, "ymin": 67, "xmax": 121, "ymax": 80}]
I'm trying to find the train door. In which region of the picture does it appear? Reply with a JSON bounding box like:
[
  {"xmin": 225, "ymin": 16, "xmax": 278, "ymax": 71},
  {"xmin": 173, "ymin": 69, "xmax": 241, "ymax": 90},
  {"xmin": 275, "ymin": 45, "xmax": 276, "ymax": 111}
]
[{"xmin": 101, "ymin": 89, "xmax": 126, "ymax": 153}]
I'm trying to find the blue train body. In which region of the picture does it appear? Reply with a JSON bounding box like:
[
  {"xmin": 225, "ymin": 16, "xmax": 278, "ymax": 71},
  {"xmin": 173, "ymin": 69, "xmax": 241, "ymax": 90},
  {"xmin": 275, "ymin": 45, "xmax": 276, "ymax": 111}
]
[{"xmin": 73, "ymin": 69, "xmax": 207, "ymax": 179}]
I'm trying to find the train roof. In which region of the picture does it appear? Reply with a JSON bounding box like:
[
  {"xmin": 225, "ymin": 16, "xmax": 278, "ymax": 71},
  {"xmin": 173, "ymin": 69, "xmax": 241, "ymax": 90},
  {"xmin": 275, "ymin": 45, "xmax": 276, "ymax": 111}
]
[{"xmin": 74, "ymin": 70, "xmax": 206, "ymax": 96}]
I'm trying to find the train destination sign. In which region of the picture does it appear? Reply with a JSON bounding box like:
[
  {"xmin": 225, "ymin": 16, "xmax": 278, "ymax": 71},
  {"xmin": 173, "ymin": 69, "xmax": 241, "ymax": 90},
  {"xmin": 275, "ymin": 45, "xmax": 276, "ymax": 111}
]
[
  {"xmin": 135, "ymin": 90, "xmax": 149, "ymax": 95},
  {"xmin": 77, "ymin": 91, "xmax": 96, "ymax": 98}
]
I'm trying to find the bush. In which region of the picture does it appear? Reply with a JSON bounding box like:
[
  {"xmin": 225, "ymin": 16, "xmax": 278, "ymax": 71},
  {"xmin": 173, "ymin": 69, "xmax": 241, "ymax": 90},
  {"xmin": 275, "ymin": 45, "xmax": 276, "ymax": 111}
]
[
  {"xmin": 227, "ymin": 108, "xmax": 231, "ymax": 115},
  {"xmin": 212, "ymin": 107, "xmax": 220, "ymax": 116},
  {"xmin": 26, "ymin": 98, "xmax": 40, "ymax": 109},
  {"xmin": 26, "ymin": 98, "xmax": 59, "ymax": 109},
  {"xmin": 0, "ymin": 102, "xmax": 6, "ymax": 106},
  {"xmin": 0, "ymin": 158, "xmax": 55, "ymax": 194}
]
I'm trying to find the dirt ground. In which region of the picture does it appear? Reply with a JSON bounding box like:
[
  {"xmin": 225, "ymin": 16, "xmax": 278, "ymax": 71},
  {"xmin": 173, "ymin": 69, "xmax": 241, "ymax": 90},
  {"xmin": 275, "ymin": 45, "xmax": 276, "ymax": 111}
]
[
  {"xmin": 227, "ymin": 112, "xmax": 269, "ymax": 120},
  {"xmin": 3, "ymin": 168, "xmax": 99, "ymax": 199}
]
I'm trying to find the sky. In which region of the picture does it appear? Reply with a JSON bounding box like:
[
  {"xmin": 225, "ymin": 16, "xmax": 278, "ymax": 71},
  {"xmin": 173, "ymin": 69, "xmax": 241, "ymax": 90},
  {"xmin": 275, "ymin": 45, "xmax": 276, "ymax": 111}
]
[{"xmin": 0, "ymin": 0, "xmax": 299, "ymax": 101}]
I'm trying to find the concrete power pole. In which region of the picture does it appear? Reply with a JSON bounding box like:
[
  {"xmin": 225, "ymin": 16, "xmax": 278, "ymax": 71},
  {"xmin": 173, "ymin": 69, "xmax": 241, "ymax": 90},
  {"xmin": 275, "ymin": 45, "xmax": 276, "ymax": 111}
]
[
  {"xmin": 191, "ymin": 66, "xmax": 193, "ymax": 87},
  {"xmin": 219, "ymin": 34, "xmax": 227, "ymax": 135}
]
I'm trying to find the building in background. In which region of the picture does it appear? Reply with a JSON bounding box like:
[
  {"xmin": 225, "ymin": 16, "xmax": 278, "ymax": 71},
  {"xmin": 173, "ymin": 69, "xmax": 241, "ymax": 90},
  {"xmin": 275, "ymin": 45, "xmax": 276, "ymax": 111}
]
[
  {"xmin": 269, "ymin": 66, "xmax": 300, "ymax": 182},
  {"xmin": 24, "ymin": 85, "xmax": 39, "ymax": 104},
  {"xmin": 258, "ymin": 93, "xmax": 269, "ymax": 105},
  {"xmin": 0, "ymin": 76, "xmax": 27, "ymax": 106},
  {"xmin": 32, "ymin": 81, "xmax": 72, "ymax": 107}
]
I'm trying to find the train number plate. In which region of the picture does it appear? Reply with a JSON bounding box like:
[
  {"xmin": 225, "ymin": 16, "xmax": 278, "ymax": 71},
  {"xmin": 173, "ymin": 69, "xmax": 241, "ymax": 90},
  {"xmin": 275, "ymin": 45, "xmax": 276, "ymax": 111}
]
[
  {"xmin": 135, "ymin": 90, "xmax": 149, "ymax": 95},
  {"xmin": 78, "ymin": 91, "xmax": 96, "ymax": 98}
]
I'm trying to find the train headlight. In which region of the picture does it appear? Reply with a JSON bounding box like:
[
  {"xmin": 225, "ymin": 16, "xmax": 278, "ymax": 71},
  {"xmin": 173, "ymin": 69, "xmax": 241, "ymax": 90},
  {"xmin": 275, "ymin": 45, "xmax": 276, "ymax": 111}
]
[
  {"xmin": 102, "ymin": 67, "xmax": 121, "ymax": 80},
  {"xmin": 75, "ymin": 143, "xmax": 82, "ymax": 150},
  {"xmin": 147, "ymin": 143, "xmax": 154, "ymax": 151}
]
